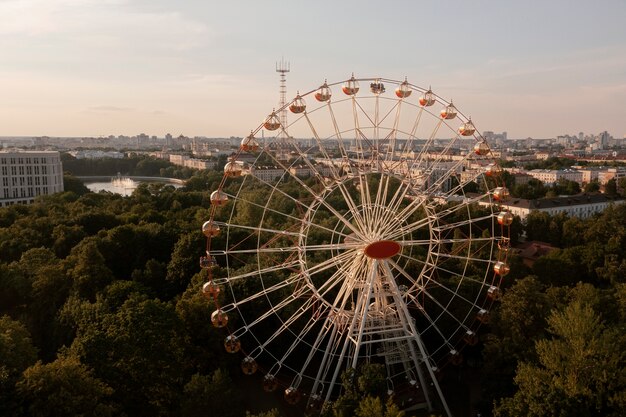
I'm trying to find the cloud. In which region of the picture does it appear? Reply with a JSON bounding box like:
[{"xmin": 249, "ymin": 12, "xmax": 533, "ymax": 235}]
[
  {"xmin": 86, "ymin": 105, "xmax": 133, "ymax": 112},
  {"xmin": 0, "ymin": 0, "xmax": 211, "ymax": 50}
]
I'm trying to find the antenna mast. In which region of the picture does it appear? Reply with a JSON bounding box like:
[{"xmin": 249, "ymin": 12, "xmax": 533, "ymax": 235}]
[{"xmin": 276, "ymin": 58, "xmax": 290, "ymax": 140}]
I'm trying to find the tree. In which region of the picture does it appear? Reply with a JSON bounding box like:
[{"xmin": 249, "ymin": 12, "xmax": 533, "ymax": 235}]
[
  {"xmin": 354, "ymin": 396, "xmax": 405, "ymax": 417},
  {"xmin": 246, "ymin": 410, "xmax": 281, "ymax": 417},
  {"xmin": 524, "ymin": 211, "xmax": 551, "ymax": 242},
  {"xmin": 328, "ymin": 364, "xmax": 398, "ymax": 417},
  {"xmin": 66, "ymin": 239, "xmax": 114, "ymax": 300},
  {"xmin": 15, "ymin": 355, "xmax": 116, "ymax": 417},
  {"xmin": 0, "ymin": 316, "xmax": 38, "ymax": 414},
  {"xmin": 584, "ymin": 180, "xmax": 600, "ymax": 193},
  {"xmin": 605, "ymin": 178, "xmax": 618, "ymax": 196},
  {"xmin": 166, "ymin": 232, "xmax": 205, "ymax": 297},
  {"xmin": 70, "ymin": 296, "xmax": 188, "ymax": 416},
  {"xmin": 63, "ymin": 173, "xmax": 90, "ymax": 196},
  {"xmin": 481, "ymin": 277, "xmax": 553, "ymax": 406},
  {"xmin": 180, "ymin": 370, "xmax": 244, "ymax": 417},
  {"xmin": 494, "ymin": 301, "xmax": 626, "ymax": 417}
]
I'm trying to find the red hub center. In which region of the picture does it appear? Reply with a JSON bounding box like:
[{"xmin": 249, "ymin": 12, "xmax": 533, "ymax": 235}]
[{"xmin": 364, "ymin": 240, "xmax": 401, "ymax": 259}]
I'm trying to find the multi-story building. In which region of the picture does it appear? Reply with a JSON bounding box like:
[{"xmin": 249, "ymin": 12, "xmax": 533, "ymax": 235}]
[
  {"xmin": 0, "ymin": 151, "xmax": 64, "ymax": 207},
  {"xmin": 251, "ymin": 166, "xmax": 285, "ymax": 182},
  {"xmin": 598, "ymin": 168, "xmax": 626, "ymax": 185},
  {"xmin": 527, "ymin": 169, "xmax": 583, "ymax": 185},
  {"xmin": 479, "ymin": 194, "xmax": 624, "ymax": 220}
]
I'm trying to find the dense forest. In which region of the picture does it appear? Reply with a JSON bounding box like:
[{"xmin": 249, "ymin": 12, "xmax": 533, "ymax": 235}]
[{"xmin": 1, "ymin": 156, "xmax": 626, "ymax": 416}]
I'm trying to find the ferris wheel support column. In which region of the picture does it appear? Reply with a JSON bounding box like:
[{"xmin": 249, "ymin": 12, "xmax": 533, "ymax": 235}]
[
  {"xmin": 350, "ymin": 260, "xmax": 378, "ymax": 369},
  {"xmin": 323, "ymin": 260, "xmax": 377, "ymax": 403},
  {"xmin": 381, "ymin": 262, "xmax": 453, "ymax": 417}
]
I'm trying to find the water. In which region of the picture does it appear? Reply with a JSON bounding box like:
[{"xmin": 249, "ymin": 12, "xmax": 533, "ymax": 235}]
[
  {"xmin": 85, "ymin": 181, "xmax": 138, "ymax": 196},
  {"xmin": 84, "ymin": 180, "xmax": 182, "ymax": 196}
]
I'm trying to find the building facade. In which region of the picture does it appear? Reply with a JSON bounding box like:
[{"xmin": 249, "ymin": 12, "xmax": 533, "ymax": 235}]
[
  {"xmin": 479, "ymin": 194, "xmax": 625, "ymax": 220},
  {"xmin": 0, "ymin": 151, "xmax": 64, "ymax": 207}
]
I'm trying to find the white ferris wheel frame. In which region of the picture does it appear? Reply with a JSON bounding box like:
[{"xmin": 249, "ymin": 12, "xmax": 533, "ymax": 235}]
[{"xmin": 201, "ymin": 76, "xmax": 512, "ymax": 416}]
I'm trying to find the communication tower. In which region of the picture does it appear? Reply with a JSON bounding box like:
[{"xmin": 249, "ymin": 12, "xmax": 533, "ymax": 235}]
[{"xmin": 276, "ymin": 58, "xmax": 290, "ymax": 140}]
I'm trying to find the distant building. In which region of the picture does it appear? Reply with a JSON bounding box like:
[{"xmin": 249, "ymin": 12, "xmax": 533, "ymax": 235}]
[
  {"xmin": 479, "ymin": 194, "xmax": 624, "ymax": 220},
  {"xmin": 527, "ymin": 169, "xmax": 582, "ymax": 185},
  {"xmin": 251, "ymin": 166, "xmax": 285, "ymax": 182},
  {"xmin": 0, "ymin": 150, "xmax": 64, "ymax": 207}
]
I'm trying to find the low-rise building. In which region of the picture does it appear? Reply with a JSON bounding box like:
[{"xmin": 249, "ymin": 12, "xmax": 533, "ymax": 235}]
[
  {"xmin": 481, "ymin": 194, "xmax": 624, "ymax": 220},
  {"xmin": 527, "ymin": 169, "xmax": 583, "ymax": 185}
]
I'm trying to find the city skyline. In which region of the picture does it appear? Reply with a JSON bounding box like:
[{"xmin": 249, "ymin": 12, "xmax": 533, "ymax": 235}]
[{"xmin": 1, "ymin": 0, "xmax": 625, "ymax": 139}]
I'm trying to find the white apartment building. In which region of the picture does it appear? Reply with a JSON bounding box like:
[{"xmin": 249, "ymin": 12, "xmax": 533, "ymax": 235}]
[
  {"xmin": 0, "ymin": 151, "xmax": 64, "ymax": 207},
  {"xmin": 250, "ymin": 166, "xmax": 286, "ymax": 182},
  {"xmin": 479, "ymin": 194, "xmax": 624, "ymax": 220},
  {"xmin": 527, "ymin": 169, "xmax": 583, "ymax": 185}
]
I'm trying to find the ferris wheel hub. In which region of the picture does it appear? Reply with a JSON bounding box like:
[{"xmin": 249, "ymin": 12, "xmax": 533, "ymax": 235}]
[{"xmin": 363, "ymin": 240, "xmax": 401, "ymax": 259}]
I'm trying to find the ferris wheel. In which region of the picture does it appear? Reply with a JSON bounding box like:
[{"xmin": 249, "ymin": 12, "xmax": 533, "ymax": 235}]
[{"xmin": 200, "ymin": 76, "xmax": 512, "ymax": 415}]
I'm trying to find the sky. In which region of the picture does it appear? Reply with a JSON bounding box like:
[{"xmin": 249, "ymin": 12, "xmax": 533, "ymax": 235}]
[{"xmin": 0, "ymin": 0, "xmax": 625, "ymax": 139}]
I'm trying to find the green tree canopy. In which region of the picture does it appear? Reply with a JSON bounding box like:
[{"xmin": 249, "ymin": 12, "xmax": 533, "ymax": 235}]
[
  {"xmin": 15, "ymin": 355, "xmax": 116, "ymax": 417},
  {"xmin": 494, "ymin": 300, "xmax": 626, "ymax": 417}
]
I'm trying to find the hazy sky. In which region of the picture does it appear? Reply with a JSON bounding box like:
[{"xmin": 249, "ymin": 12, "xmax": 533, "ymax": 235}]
[{"xmin": 1, "ymin": 0, "xmax": 625, "ymax": 139}]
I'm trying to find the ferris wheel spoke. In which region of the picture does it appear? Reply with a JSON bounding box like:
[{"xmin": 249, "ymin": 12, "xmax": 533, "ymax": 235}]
[
  {"xmin": 256, "ymin": 150, "xmax": 368, "ymax": 239},
  {"xmin": 258, "ymin": 295, "xmax": 321, "ymax": 352},
  {"xmin": 422, "ymin": 158, "xmax": 470, "ymax": 197},
  {"xmin": 410, "ymin": 119, "xmax": 444, "ymax": 167},
  {"xmin": 213, "ymin": 260, "xmax": 301, "ymax": 285},
  {"xmin": 325, "ymin": 100, "xmax": 350, "ymax": 159},
  {"xmin": 223, "ymin": 222, "xmax": 303, "ymax": 238},
  {"xmin": 302, "ymin": 113, "xmax": 344, "ymax": 179},
  {"xmin": 236, "ymin": 282, "xmax": 312, "ymax": 334},
  {"xmin": 383, "ymin": 209, "xmax": 433, "ymax": 241},
  {"xmin": 277, "ymin": 305, "xmax": 340, "ymax": 384},
  {"xmin": 386, "ymin": 97, "xmax": 404, "ymax": 163},
  {"xmin": 429, "ymin": 214, "xmax": 495, "ymax": 232},
  {"xmin": 312, "ymin": 254, "xmax": 369, "ymax": 303},
  {"xmin": 399, "ymin": 235, "xmax": 494, "ymax": 248},
  {"xmin": 388, "ymin": 258, "xmax": 474, "ymax": 334},
  {"xmin": 225, "ymin": 178, "xmax": 310, "ymax": 221},
  {"xmin": 373, "ymin": 177, "xmax": 416, "ymax": 237},
  {"xmin": 403, "ymin": 289, "xmax": 454, "ymax": 350},
  {"xmin": 435, "ymin": 193, "xmax": 496, "ymax": 219},
  {"xmin": 431, "ymin": 251, "xmax": 494, "ymax": 264},
  {"xmin": 395, "ymin": 251, "xmax": 491, "ymax": 302},
  {"xmin": 224, "ymin": 274, "xmax": 307, "ymax": 314}
]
